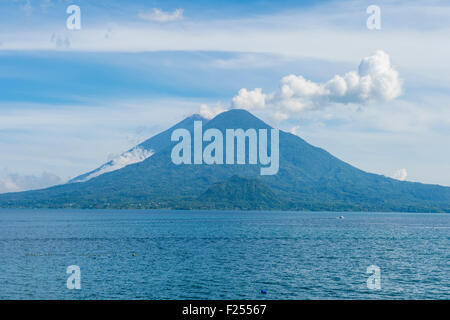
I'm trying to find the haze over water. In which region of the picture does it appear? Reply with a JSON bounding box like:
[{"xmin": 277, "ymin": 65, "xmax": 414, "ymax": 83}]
[{"xmin": 0, "ymin": 209, "xmax": 448, "ymax": 299}]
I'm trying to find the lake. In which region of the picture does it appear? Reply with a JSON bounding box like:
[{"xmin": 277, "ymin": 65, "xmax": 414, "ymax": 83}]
[{"xmin": 0, "ymin": 209, "xmax": 448, "ymax": 299}]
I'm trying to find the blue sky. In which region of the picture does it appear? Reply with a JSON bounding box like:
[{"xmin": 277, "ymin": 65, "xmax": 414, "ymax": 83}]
[{"xmin": 1, "ymin": 0, "xmax": 450, "ymax": 192}]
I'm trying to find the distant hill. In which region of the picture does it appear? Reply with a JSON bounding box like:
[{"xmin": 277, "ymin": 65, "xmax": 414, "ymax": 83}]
[
  {"xmin": 1, "ymin": 109, "xmax": 450, "ymax": 212},
  {"xmin": 197, "ymin": 175, "xmax": 281, "ymax": 210}
]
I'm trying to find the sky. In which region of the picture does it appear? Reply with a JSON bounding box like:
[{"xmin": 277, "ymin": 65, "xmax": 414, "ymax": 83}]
[{"xmin": 1, "ymin": 0, "xmax": 450, "ymax": 192}]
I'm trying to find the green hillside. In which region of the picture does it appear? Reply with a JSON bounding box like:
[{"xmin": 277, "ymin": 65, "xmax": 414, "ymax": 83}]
[{"xmin": 1, "ymin": 109, "xmax": 450, "ymax": 212}]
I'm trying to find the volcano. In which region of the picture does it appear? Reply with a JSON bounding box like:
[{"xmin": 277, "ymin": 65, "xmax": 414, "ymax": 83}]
[{"xmin": 1, "ymin": 109, "xmax": 450, "ymax": 212}]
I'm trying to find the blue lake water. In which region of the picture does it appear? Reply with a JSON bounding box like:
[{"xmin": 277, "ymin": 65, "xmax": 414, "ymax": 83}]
[{"xmin": 0, "ymin": 209, "xmax": 448, "ymax": 299}]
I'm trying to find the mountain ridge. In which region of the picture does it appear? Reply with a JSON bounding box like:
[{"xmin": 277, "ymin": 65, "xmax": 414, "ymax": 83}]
[
  {"xmin": 69, "ymin": 113, "xmax": 207, "ymax": 183},
  {"xmin": 1, "ymin": 109, "xmax": 449, "ymax": 212}
]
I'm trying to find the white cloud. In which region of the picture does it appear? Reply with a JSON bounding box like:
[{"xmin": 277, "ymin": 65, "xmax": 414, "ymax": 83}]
[
  {"xmin": 232, "ymin": 88, "xmax": 267, "ymax": 110},
  {"xmin": 73, "ymin": 147, "xmax": 154, "ymax": 182},
  {"xmin": 288, "ymin": 125, "xmax": 300, "ymax": 135},
  {"xmin": 0, "ymin": 170, "xmax": 62, "ymax": 194},
  {"xmin": 391, "ymin": 168, "xmax": 408, "ymax": 181},
  {"xmin": 4, "ymin": 1, "xmax": 450, "ymax": 89},
  {"xmin": 199, "ymin": 103, "xmax": 227, "ymax": 119},
  {"xmin": 138, "ymin": 8, "xmax": 184, "ymax": 22},
  {"xmin": 0, "ymin": 98, "xmax": 199, "ymax": 182},
  {"xmin": 231, "ymin": 51, "xmax": 403, "ymax": 118}
]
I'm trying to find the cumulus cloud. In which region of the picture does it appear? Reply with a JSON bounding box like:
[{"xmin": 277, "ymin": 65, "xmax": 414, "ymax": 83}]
[
  {"xmin": 74, "ymin": 147, "xmax": 154, "ymax": 182},
  {"xmin": 231, "ymin": 51, "xmax": 403, "ymax": 119},
  {"xmin": 232, "ymin": 88, "xmax": 267, "ymax": 110},
  {"xmin": 138, "ymin": 8, "xmax": 184, "ymax": 22},
  {"xmin": 391, "ymin": 168, "xmax": 408, "ymax": 181},
  {"xmin": 0, "ymin": 170, "xmax": 63, "ymax": 194}
]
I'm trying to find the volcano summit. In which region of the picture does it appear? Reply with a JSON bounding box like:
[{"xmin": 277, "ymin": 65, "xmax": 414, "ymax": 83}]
[{"xmin": 1, "ymin": 109, "xmax": 450, "ymax": 212}]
